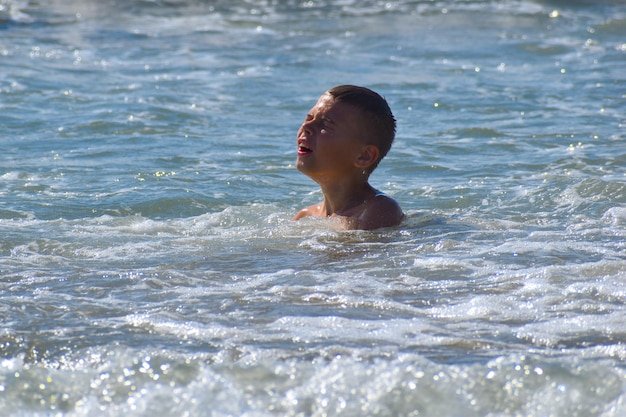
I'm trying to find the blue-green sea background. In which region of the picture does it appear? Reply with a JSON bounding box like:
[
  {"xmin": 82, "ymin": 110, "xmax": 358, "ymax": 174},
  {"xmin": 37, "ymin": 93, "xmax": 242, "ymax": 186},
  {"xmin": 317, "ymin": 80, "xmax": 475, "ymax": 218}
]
[{"xmin": 1, "ymin": 0, "xmax": 625, "ymax": 415}]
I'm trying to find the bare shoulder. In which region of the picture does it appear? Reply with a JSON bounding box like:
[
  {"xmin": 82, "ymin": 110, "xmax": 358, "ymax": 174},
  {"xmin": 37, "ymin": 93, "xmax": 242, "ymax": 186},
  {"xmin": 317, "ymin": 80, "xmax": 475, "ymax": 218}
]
[
  {"xmin": 357, "ymin": 194, "xmax": 404, "ymax": 230},
  {"xmin": 292, "ymin": 203, "xmax": 324, "ymax": 220}
]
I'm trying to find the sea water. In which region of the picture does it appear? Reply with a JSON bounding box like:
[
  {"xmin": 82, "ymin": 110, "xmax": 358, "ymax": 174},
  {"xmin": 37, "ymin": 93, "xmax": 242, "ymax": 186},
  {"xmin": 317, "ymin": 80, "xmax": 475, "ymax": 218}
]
[{"xmin": 1, "ymin": 0, "xmax": 625, "ymax": 415}]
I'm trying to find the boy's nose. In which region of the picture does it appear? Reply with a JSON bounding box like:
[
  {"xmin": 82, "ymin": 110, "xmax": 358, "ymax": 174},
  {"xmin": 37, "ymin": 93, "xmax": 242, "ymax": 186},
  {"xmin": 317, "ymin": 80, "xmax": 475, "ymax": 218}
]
[{"xmin": 299, "ymin": 122, "xmax": 313, "ymax": 137}]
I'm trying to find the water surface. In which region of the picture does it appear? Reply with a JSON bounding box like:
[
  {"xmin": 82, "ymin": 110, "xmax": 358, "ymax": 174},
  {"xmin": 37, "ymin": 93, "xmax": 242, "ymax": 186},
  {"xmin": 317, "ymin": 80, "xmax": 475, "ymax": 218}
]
[{"xmin": 1, "ymin": 0, "xmax": 625, "ymax": 415}]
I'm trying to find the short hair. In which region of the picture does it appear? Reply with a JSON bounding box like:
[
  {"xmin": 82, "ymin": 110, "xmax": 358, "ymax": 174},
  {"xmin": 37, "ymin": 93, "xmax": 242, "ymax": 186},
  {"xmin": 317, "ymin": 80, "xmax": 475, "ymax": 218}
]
[{"xmin": 327, "ymin": 85, "xmax": 396, "ymax": 170}]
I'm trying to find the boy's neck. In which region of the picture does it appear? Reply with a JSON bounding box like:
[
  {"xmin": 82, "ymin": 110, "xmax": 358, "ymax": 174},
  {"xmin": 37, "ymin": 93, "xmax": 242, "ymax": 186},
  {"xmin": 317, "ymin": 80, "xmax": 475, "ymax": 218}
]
[{"xmin": 319, "ymin": 180, "xmax": 375, "ymax": 217}]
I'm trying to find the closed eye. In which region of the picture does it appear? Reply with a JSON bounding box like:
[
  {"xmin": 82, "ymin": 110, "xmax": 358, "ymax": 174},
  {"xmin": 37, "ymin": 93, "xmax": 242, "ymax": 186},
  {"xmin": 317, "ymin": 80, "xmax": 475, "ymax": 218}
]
[
  {"xmin": 320, "ymin": 116, "xmax": 334, "ymax": 132},
  {"xmin": 302, "ymin": 114, "xmax": 334, "ymax": 132}
]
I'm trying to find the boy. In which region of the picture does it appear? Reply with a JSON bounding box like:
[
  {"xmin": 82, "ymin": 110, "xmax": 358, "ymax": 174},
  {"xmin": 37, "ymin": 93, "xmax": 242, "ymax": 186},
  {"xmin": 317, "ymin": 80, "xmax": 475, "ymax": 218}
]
[{"xmin": 293, "ymin": 85, "xmax": 403, "ymax": 230}]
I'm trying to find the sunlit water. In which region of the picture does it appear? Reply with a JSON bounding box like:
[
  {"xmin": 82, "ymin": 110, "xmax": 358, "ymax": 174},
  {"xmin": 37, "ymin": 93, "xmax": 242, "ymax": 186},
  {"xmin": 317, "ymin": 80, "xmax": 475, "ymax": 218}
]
[{"xmin": 1, "ymin": 0, "xmax": 625, "ymax": 416}]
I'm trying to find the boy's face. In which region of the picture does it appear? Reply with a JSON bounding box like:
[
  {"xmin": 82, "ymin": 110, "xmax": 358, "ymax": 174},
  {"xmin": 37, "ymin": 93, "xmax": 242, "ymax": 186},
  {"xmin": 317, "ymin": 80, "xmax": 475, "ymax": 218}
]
[{"xmin": 296, "ymin": 93, "xmax": 365, "ymax": 181}]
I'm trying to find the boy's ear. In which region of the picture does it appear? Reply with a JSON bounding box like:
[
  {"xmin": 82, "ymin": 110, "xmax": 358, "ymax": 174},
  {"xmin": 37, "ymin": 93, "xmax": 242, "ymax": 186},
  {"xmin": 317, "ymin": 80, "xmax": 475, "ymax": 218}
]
[{"xmin": 354, "ymin": 145, "xmax": 380, "ymax": 169}]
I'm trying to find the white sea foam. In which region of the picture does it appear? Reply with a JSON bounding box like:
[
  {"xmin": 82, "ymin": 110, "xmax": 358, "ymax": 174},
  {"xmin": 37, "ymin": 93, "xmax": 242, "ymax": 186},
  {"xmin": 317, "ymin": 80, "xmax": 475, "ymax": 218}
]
[{"xmin": 1, "ymin": 0, "xmax": 625, "ymax": 415}]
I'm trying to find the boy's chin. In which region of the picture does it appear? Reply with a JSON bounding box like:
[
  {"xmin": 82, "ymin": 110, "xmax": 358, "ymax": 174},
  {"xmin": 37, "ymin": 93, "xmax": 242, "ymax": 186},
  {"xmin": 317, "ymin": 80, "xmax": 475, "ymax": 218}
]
[
  {"xmin": 295, "ymin": 162, "xmax": 318, "ymax": 179},
  {"xmin": 295, "ymin": 158, "xmax": 308, "ymax": 171}
]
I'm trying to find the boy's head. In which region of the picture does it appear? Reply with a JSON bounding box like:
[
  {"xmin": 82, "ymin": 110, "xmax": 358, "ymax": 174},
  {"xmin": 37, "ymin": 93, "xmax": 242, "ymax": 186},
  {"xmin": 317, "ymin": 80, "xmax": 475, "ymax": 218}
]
[{"xmin": 326, "ymin": 85, "xmax": 396, "ymax": 171}]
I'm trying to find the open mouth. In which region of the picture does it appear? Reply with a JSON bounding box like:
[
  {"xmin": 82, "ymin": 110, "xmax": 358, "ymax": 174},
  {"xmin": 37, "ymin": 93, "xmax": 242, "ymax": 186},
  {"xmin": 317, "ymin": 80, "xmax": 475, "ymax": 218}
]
[{"xmin": 298, "ymin": 145, "xmax": 313, "ymax": 155}]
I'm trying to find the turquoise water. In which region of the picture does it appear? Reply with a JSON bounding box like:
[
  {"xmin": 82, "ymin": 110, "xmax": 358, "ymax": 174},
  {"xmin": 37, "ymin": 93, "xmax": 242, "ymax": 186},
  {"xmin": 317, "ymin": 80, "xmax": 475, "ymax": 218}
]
[{"xmin": 1, "ymin": 0, "xmax": 625, "ymax": 415}]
